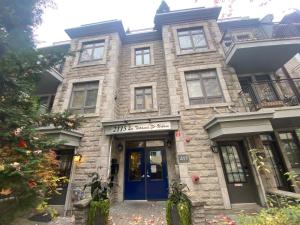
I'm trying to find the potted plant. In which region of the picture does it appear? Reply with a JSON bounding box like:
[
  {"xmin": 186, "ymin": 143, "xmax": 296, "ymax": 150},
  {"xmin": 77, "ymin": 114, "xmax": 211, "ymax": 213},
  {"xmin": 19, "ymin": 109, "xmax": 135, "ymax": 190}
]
[
  {"xmin": 83, "ymin": 172, "xmax": 110, "ymax": 225},
  {"xmin": 166, "ymin": 181, "xmax": 191, "ymax": 225}
]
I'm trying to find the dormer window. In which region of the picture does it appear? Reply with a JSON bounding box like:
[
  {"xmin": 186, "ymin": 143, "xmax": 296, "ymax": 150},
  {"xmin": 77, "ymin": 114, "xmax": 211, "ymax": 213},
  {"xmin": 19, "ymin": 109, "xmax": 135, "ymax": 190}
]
[
  {"xmin": 177, "ymin": 27, "xmax": 208, "ymax": 51},
  {"xmin": 79, "ymin": 41, "xmax": 104, "ymax": 63}
]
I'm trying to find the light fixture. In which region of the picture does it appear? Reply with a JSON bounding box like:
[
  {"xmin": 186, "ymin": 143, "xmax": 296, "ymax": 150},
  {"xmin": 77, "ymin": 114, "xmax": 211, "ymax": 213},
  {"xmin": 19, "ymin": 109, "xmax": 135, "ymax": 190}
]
[
  {"xmin": 117, "ymin": 143, "xmax": 124, "ymax": 152},
  {"xmin": 210, "ymin": 141, "xmax": 219, "ymax": 153},
  {"xmin": 74, "ymin": 153, "xmax": 82, "ymax": 162},
  {"xmin": 166, "ymin": 139, "xmax": 172, "ymax": 148}
]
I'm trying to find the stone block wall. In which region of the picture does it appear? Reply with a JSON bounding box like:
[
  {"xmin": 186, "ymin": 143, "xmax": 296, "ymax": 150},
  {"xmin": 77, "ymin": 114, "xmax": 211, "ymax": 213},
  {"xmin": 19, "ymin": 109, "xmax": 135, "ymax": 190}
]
[
  {"xmin": 162, "ymin": 20, "xmax": 245, "ymax": 209},
  {"xmin": 117, "ymin": 40, "xmax": 171, "ymax": 119},
  {"xmin": 52, "ymin": 33, "xmax": 122, "ymax": 210}
]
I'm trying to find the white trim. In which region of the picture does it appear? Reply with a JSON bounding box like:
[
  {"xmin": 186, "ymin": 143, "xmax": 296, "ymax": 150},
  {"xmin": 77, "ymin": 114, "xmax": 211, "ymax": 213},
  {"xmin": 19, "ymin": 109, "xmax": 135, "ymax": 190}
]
[
  {"xmin": 130, "ymin": 43, "xmax": 155, "ymax": 67},
  {"xmin": 130, "ymin": 82, "xmax": 158, "ymax": 113},
  {"xmin": 73, "ymin": 35, "xmax": 109, "ymax": 67},
  {"xmin": 62, "ymin": 76, "xmax": 104, "ymax": 117},
  {"xmin": 179, "ymin": 64, "xmax": 232, "ymax": 109}
]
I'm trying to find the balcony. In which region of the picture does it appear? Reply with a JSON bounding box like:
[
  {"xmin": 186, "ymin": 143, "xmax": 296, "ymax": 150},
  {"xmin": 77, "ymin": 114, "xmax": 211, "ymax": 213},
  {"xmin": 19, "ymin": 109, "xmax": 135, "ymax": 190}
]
[
  {"xmin": 240, "ymin": 78, "xmax": 300, "ymax": 112},
  {"xmin": 221, "ymin": 23, "xmax": 300, "ymax": 74}
]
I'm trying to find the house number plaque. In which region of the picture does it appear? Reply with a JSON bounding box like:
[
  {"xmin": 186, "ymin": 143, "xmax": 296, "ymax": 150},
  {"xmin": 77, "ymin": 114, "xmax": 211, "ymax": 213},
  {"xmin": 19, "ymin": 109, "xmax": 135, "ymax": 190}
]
[
  {"xmin": 178, "ymin": 154, "xmax": 190, "ymax": 163},
  {"xmin": 106, "ymin": 121, "xmax": 172, "ymax": 135}
]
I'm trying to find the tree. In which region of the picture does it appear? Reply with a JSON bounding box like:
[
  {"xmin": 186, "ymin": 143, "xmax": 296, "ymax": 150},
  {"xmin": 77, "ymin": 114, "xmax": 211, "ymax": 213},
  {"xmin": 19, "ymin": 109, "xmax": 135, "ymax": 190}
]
[{"xmin": 0, "ymin": 1, "xmax": 81, "ymax": 223}]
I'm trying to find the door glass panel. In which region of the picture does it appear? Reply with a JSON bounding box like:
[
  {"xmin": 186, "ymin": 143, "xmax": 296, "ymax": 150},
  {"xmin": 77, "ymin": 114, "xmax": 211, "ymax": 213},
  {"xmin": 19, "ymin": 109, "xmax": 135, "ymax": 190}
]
[
  {"xmin": 129, "ymin": 152, "xmax": 142, "ymax": 181},
  {"xmin": 221, "ymin": 145, "xmax": 247, "ymax": 183},
  {"xmin": 149, "ymin": 150, "xmax": 163, "ymax": 179},
  {"xmin": 279, "ymin": 132, "xmax": 300, "ymax": 169}
]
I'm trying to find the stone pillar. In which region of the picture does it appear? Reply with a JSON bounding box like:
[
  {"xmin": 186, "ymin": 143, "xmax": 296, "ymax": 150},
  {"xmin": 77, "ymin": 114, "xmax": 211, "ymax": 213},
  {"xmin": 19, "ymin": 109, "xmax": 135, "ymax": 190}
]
[
  {"xmin": 73, "ymin": 198, "xmax": 91, "ymax": 225},
  {"xmin": 190, "ymin": 200, "xmax": 206, "ymax": 225}
]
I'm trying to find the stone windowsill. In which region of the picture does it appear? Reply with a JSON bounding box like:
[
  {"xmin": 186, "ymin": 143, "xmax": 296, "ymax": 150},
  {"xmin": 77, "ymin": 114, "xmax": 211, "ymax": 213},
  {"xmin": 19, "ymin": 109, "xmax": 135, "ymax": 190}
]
[
  {"xmin": 73, "ymin": 60, "xmax": 106, "ymax": 68},
  {"xmin": 130, "ymin": 109, "xmax": 158, "ymax": 114},
  {"xmin": 130, "ymin": 63, "xmax": 155, "ymax": 68},
  {"xmin": 185, "ymin": 102, "xmax": 234, "ymax": 110},
  {"xmin": 177, "ymin": 48, "xmax": 216, "ymax": 56}
]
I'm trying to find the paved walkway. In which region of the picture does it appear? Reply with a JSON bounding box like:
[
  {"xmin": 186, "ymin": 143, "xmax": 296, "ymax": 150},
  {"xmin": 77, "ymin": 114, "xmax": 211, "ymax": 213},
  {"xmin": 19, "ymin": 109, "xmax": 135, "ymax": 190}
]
[{"xmin": 109, "ymin": 201, "xmax": 166, "ymax": 225}]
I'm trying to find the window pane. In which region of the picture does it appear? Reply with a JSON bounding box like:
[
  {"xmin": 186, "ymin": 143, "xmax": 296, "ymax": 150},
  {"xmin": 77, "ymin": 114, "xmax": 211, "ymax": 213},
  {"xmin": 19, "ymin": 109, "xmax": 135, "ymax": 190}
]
[
  {"xmin": 93, "ymin": 46, "xmax": 104, "ymax": 60},
  {"xmin": 129, "ymin": 152, "xmax": 142, "ymax": 181},
  {"xmin": 71, "ymin": 91, "xmax": 85, "ymax": 108},
  {"xmin": 135, "ymin": 49, "xmax": 142, "ymax": 55},
  {"xmin": 178, "ymin": 30, "xmax": 189, "ymax": 36},
  {"xmin": 186, "ymin": 73, "xmax": 200, "ymax": 80},
  {"xmin": 144, "ymin": 88, "xmax": 152, "ymax": 94},
  {"xmin": 143, "ymin": 48, "xmax": 150, "ymax": 54},
  {"xmin": 85, "ymin": 89, "xmax": 98, "ymax": 107},
  {"xmin": 193, "ymin": 34, "xmax": 207, "ymax": 48},
  {"xmin": 191, "ymin": 29, "xmax": 202, "ymax": 34},
  {"xmin": 80, "ymin": 48, "xmax": 92, "ymax": 62},
  {"xmin": 179, "ymin": 36, "xmax": 193, "ymax": 49},
  {"xmin": 135, "ymin": 54, "xmax": 142, "ymax": 65},
  {"xmin": 135, "ymin": 95, "xmax": 144, "ymax": 109},
  {"xmin": 143, "ymin": 53, "xmax": 150, "ymax": 64},
  {"xmin": 149, "ymin": 150, "xmax": 163, "ymax": 179},
  {"xmin": 187, "ymin": 80, "xmax": 203, "ymax": 98},
  {"xmin": 82, "ymin": 43, "xmax": 94, "ymax": 49},
  {"xmin": 203, "ymin": 78, "xmax": 222, "ymax": 97},
  {"xmin": 144, "ymin": 93, "xmax": 153, "ymax": 109}
]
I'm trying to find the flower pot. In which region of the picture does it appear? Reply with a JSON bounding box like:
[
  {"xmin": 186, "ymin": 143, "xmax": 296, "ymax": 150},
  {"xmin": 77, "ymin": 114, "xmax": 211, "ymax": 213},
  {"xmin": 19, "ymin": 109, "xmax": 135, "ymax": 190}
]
[
  {"xmin": 88, "ymin": 200, "xmax": 110, "ymax": 225},
  {"xmin": 170, "ymin": 205, "xmax": 181, "ymax": 225}
]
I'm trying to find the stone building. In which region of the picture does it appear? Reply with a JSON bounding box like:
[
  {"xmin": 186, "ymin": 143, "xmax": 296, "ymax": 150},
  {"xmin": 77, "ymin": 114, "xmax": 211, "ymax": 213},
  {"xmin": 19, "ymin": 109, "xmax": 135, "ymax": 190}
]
[{"xmin": 37, "ymin": 2, "xmax": 300, "ymax": 220}]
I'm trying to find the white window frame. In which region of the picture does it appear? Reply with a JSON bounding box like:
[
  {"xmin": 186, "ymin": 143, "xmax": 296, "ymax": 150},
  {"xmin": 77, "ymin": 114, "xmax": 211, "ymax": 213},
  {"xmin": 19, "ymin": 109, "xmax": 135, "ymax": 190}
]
[
  {"xmin": 63, "ymin": 76, "xmax": 104, "ymax": 117},
  {"xmin": 130, "ymin": 82, "xmax": 158, "ymax": 113},
  {"xmin": 73, "ymin": 35, "xmax": 109, "ymax": 67},
  {"xmin": 172, "ymin": 22, "xmax": 216, "ymax": 56},
  {"xmin": 131, "ymin": 43, "xmax": 154, "ymax": 67},
  {"xmin": 179, "ymin": 64, "xmax": 232, "ymax": 109}
]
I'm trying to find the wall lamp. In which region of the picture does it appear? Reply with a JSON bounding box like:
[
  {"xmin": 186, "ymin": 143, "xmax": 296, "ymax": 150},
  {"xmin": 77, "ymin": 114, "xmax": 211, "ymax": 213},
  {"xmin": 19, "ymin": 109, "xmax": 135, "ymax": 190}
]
[
  {"xmin": 117, "ymin": 143, "xmax": 124, "ymax": 152},
  {"xmin": 74, "ymin": 153, "xmax": 82, "ymax": 162},
  {"xmin": 210, "ymin": 141, "xmax": 219, "ymax": 153}
]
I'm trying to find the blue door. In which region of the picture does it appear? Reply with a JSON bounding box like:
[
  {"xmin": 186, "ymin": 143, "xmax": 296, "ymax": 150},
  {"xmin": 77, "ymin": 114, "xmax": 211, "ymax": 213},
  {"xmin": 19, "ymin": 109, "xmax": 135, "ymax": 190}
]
[{"xmin": 124, "ymin": 147, "xmax": 168, "ymax": 200}]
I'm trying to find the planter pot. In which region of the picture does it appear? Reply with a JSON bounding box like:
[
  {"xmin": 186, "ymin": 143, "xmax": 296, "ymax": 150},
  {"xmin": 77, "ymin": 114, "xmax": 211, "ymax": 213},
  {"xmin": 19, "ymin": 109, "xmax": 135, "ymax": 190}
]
[
  {"xmin": 88, "ymin": 200, "xmax": 110, "ymax": 225},
  {"xmin": 94, "ymin": 209, "xmax": 106, "ymax": 225},
  {"xmin": 170, "ymin": 205, "xmax": 181, "ymax": 225}
]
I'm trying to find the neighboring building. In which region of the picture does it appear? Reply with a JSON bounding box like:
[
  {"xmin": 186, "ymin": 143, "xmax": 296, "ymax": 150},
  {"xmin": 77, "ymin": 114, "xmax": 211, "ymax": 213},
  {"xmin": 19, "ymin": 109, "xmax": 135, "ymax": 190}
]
[{"xmin": 37, "ymin": 2, "xmax": 300, "ymax": 218}]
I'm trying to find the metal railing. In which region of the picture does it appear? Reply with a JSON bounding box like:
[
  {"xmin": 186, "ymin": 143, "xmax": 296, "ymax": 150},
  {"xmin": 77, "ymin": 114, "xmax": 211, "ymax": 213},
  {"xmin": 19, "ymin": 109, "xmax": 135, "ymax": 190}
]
[
  {"xmin": 239, "ymin": 78, "xmax": 300, "ymax": 111},
  {"xmin": 221, "ymin": 23, "xmax": 300, "ymax": 54}
]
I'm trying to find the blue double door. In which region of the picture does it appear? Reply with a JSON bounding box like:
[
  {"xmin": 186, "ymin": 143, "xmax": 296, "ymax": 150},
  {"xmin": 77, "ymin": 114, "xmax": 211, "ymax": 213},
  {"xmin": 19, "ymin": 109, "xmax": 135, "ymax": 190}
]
[{"xmin": 124, "ymin": 147, "xmax": 169, "ymax": 200}]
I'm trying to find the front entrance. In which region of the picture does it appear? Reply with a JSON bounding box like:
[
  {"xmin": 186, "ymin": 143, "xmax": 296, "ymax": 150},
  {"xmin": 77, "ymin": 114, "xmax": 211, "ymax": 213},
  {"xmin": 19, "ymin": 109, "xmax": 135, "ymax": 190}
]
[
  {"xmin": 219, "ymin": 142, "xmax": 259, "ymax": 204},
  {"xmin": 124, "ymin": 147, "xmax": 168, "ymax": 200},
  {"xmin": 48, "ymin": 149, "xmax": 74, "ymax": 205}
]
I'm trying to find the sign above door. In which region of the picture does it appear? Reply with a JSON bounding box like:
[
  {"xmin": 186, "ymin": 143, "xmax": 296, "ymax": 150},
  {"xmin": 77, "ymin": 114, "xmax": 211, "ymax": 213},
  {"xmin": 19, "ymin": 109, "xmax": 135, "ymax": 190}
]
[{"xmin": 102, "ymin": 116, "xmax": 180, "ymax": 135}]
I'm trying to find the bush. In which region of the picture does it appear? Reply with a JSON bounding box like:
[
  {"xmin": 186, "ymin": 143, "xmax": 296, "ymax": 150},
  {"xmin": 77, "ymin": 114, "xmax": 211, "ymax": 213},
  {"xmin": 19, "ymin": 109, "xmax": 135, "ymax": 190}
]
[{"xmin": 238, "ymin": 204, "xmax": 300, "ymax": 225}]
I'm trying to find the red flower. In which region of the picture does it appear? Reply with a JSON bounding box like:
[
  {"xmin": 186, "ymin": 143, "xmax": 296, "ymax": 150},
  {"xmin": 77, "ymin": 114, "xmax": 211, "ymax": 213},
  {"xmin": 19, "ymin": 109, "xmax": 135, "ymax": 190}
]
[
  {"xmin": 28, "ymin": 180, "xmax": 37, "ymax": 189},
  {"xmin": 18, "ymin": 139, "xmax": 27, "ymax": 148}
]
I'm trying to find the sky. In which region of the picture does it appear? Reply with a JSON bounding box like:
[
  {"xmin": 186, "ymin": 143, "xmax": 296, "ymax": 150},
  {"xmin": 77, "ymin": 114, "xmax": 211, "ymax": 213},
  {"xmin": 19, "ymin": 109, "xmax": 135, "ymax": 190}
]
[{"xmin": 35, "ymin": 0, "xmax": 300, "ymax": 47}]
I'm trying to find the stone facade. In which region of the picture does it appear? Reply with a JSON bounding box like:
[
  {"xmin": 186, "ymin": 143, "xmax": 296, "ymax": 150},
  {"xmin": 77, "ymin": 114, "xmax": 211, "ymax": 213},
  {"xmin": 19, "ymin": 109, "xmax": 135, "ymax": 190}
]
[{"xmin": 40, "ymin": 4, "xmax": 300, "ymax": 221}]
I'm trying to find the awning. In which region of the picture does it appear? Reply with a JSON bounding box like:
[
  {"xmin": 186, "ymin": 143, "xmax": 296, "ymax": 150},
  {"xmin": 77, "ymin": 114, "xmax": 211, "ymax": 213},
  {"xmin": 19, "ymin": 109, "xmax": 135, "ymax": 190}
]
[
  {"xmin": 37, "ymin": 126, "xmax": 84, "ymax": 147},
  {"xmin": 204, "ymin": 106, "xmax": 300, "ymax": 140}
]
